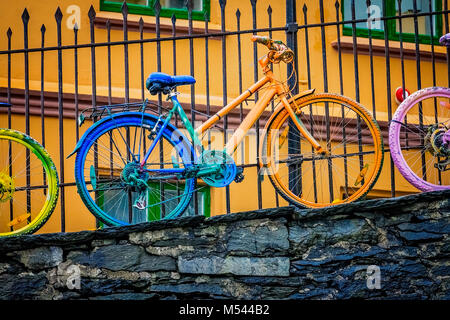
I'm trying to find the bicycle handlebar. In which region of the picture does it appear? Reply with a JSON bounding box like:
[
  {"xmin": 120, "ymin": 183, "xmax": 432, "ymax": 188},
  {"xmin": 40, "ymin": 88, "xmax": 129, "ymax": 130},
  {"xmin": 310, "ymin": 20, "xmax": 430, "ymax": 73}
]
[{"xmin": 251, "ymin": 35, "xmax": 294, "ymax": 64}]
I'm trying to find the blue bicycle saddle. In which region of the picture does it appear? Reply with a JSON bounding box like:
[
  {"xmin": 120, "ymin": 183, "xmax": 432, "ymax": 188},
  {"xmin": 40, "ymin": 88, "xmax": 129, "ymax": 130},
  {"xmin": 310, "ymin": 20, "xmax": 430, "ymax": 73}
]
[{"xmin": 146, "ymin": 72, "xmax": 196, "ymax": 95}]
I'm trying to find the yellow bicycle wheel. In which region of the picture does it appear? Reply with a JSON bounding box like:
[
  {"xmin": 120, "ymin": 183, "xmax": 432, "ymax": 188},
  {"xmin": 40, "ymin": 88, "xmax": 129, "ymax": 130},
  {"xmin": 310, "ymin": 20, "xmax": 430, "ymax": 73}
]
[
  {"xmin": 262, "ymin": 93, "xmax": 384, "ymax": 208},
  {"xmin": 0, "ymin": 129, "xmax": 59, "ymax": 237}
]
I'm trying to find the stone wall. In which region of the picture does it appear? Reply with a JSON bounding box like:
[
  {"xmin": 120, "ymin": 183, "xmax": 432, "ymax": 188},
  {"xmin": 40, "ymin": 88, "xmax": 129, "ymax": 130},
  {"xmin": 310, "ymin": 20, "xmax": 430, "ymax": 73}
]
[{"xmin": 1, "ymin": 190, "xmax": 450, "ymax": 300}]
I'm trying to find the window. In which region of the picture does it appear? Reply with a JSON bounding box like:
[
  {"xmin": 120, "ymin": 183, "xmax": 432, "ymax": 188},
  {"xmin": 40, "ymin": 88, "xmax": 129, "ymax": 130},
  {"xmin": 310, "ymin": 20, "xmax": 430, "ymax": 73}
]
[
  {"xmin": 100, "ymin": 0, "xmax": 210, "ymax": 21},
  {"xmin": 342, "ymin": 0, "xmax": 443, "ymax": 45},
  {"xmin": 97, "ymin": 180, "xmax": 210, "ymax": 225}
]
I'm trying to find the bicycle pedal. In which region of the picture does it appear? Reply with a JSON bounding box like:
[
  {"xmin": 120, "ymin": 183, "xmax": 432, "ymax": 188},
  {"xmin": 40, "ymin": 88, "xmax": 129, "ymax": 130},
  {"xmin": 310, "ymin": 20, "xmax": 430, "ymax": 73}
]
[
  {"xmin": 234, "ymin": 167, "xmax": 244, "ymax": 183},
  {"xmin": 7, "ymin": 213, "xmax": 31, "ymax": 227}
]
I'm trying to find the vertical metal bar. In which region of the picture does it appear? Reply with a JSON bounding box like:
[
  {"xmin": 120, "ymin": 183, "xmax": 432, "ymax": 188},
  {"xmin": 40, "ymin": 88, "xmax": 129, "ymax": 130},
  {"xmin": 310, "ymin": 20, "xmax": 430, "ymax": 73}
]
[
  {"xmin": 412, "ymin": 0, "xmax": 427, "ymax": 182},
  {"xmin": 428, "ymin": 0, "xmax": 441, "ymax": 185},
  {"xmin": 251, "ymin": 0, "xmax": 262, "ymax": 210},
  {"xmin": 267, "ymin": 5, "xmax": 279, "ymax": 207},
  {"xmin": 186, "ymin": 0, "xmax": 199, "ymax": 215},
  {"xmin": 121, "ymin": 3, "xmax": 134, "ymax": 223},
  {"xmin": 335, "ymin": 0, "xmax": 349, "ymax": 197},
  {"xmin": 350, "ymin": 0, "xmax": 364, "ymax": 189},
  {"xmin": 320, "ymin": 0, "xmax": 334, "ymax": 202},
  {"xmin": 366, "ymin": 0, "xmax": 377, "ymax": 119},
  {"xmin": 21, "ymin": 9, "xmax": 31, "ymax": 219},
  {"xmin": 88, "ymin": 6, "xmax": 99, "ymax": 228},
  {"xmin": 382, "ymin": 0, "xmax": 396, "ymax": 197},
  {"xmin": 106, "ymin": 19, "xmax": 114, "ymax": 180},
  {"xmin": 204, "ymin": 12, "xmax": 211, "ymax": 150},
  {"xmin": 40, "ymin": 25, "xmax": 46, "ymax": 147},
  {"xmin": 73, "ymin": 23, "xmax": 80, "ymax": 143},
  {"xmin": 171, "ymin": 14, "xmax": 179, "ymax": 129},
  {"xmin": 55, "ymin": 8, "xmax": 65, "ymax": 232},
  {"xmin": 235, "ymin": 9, "xmax": 244, "ymax": 172},
  {"xmin": 398, "ymin": 0, "xmax": 410, "ymax": 150},
  {"xmin": 171, "ymin": 14, "xmax": 177, "ymax": 76},
  {"xmin": 236, "ymin": 9, "xmax": 243, "ymax": 122},
  {"xmin": 154, "ymin": 0, "xmax": 166, "ymax": 218},
  {"xmin": 39, "ymin": 24, "xmax": 47, "ymax": 196},
  {"xmin": 219, "ymin": 0, "xmax": 231, "ymax": 214},
  {"xmin": 139, "ymin": 18, "xmax": 145, "ymax": 102},
  {"xmin": 7, "ymin": 28, "xmax": 13, "ymax": 225},
  {"xmin": 302, "ymin": 4, "xmax": 317, "ymax": 203}
]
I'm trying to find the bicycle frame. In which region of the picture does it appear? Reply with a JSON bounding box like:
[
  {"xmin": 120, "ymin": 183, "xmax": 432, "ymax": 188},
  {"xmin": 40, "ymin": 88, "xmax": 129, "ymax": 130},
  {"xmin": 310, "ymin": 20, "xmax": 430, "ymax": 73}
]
[{"xmin": 140, "ymin": 56, "xmax": 325, "ymax": 173}]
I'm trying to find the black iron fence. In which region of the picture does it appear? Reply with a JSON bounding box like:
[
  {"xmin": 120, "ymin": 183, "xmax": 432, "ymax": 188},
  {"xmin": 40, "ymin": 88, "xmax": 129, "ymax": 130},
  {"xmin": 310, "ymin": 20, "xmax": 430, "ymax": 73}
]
[{"xmin": 0, "ymin": 0, "xmax": 449, "ymax": 233}]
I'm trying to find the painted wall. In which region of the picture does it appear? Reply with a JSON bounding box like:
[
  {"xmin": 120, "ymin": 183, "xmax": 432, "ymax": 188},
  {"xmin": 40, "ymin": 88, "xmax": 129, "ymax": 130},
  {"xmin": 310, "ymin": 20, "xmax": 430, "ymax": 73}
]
[{"xmin": 0, "ymin": 0, "xmax": 448, "ymax": 233}]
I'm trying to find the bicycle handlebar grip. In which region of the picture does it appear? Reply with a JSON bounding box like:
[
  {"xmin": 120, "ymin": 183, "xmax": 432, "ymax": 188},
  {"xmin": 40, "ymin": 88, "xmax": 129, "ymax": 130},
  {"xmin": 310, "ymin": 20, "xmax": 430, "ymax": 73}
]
[{"xmin": 251, "ymin": 35, "xmax": 271, "ymax": 46}]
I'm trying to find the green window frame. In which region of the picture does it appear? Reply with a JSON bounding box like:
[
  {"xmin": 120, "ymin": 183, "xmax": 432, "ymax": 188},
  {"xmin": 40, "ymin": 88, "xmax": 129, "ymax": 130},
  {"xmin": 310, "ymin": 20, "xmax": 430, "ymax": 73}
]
[
  {"xmin": 342, "ymin": 0, "xmax": 443, "ymax": 45},
  {"xmin": 100, "ymin": 0, "xmax": 210, "ymax": 21}
]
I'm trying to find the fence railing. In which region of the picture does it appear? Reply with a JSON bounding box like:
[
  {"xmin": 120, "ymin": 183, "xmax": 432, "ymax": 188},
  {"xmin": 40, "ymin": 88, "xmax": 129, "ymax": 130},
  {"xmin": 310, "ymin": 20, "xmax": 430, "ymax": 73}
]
[{"xmin": 0, "ymin": 0, "xmax": 449, "ymax": 233}]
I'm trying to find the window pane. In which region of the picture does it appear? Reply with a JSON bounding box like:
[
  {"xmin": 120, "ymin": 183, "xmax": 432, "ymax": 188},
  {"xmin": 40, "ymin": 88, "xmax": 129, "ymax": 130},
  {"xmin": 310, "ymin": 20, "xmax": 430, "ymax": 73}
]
[
  {"xmin": 396, "ymin": 0, "xmax": 436, "ymax": 36},
  {"xmin": 343, "ymin": 0, "xmax": 384, "ymax": 31},
  {"xmin": 101, "ymin": 189, "xmax": 149, "ymax": 224},
  {"xmin": 108, "ymin": 0, "xmax": 148, "ymax": 5},
  {"xmin": 163, "ymin": 189, "xmax": 205, "ymax": 217},
  {"xmin": 160, "ymin": 0, "xmax": 202, "ymax": 11}
]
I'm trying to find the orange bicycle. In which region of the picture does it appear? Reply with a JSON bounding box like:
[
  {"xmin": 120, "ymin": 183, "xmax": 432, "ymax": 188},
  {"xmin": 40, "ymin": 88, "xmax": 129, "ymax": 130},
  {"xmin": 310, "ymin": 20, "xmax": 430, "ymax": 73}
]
[{"xmin": 71, "ymin": 36, "xmax": 384, "ymax": 226}]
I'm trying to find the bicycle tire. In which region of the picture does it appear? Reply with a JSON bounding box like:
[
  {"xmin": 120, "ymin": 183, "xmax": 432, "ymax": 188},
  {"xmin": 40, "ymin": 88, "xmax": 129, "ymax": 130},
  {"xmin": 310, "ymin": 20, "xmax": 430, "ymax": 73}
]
[
  {"xmin": 262, "ymin": 93, "xmax": 384, "ymax": 208},
  {"xmin": 74, "ymin": 112, "xmax": 196, "ymax": 226},
  {"xmin": 389, "ymin": 86, "xmax": 450, "ymax": 192},
  {"xmin": 0, "ymin": 129, "xmax": 59, "ymax": 237}
]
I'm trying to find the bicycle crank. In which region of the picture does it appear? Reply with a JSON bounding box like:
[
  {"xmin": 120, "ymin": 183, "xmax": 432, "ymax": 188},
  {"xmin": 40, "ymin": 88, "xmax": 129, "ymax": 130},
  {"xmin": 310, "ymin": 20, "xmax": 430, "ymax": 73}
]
[{"xmin": 199, "ymin": 150, "xmax": 237, "ymax": 187}]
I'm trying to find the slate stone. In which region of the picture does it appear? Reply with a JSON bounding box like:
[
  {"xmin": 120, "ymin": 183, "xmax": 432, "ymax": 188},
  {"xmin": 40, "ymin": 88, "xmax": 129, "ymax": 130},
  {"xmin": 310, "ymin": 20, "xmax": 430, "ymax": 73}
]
[
  {"xmin": 14, "ymin": 246, "xmax": 63, "ymax": 270},
  {"xmin": 0, "ymin": 272, "xmax": 48, "ymax": 300},
  {"xmin": 178, "ymin": 256, "xmax": 290, "ymax": 276},
  {"xmin": 227, "ymin": 219, "xmax": 289, "ymax": 255},
  {"xmin": 68, "ymin": 244, "xmax": 176, "ymax": 272}
]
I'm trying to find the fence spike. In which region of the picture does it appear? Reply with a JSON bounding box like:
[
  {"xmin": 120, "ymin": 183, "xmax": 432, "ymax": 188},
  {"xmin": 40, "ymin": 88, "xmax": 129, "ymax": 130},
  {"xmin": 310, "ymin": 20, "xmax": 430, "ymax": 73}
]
[
  {"xmin": 139, "ymin": 17, "xmax": 144, "ymax": 32},
  {"xmin": 236, "ymin": 8, "xmax": 241, "ymax": 19},
  {"xmin": 121, "ymin": 1, "xmax": 128, "ymax": 16},
  {"xmin": 88, "ymin": 5, "xmax": 96, "ymax": 21},
  {"xmin": 267, "ymin": 5, "xmax": 272, "ymax": 15},
  {"xmin": 250, "ymin": 0, "xmax": 257, "ymax": 7},
  {"xmin": 41, "ymin": 24, "xmax": 46, "ymax": 33},
  {"xmin": 185, "ymin": 0, "xmax": 193, "ymax": 12},
  {"xmin": 302, "ymin": 3, "xmax": 307, "ymax": 13},
  {"xmin": 219, "ymin": 0, "xmax": 226, "ymax": 10},
  {"xmin": 21, "ymin": 8, "xmax": 30, "ymax": 24},
  {"xmin": 171, "ymin": 13, "xmax": 176, "ymax": 24},
  {"xmin": 6, "ymin": 27, "xmax": 12, "ymax": 38},
  {"xmin": 154, "ymin": 0, "xmax": 161, "ymax": 15},
  {"xmin": 54, "ymin": 7, "xmax": 63, "ymax": 23},
  {"xmin": 335, "ymin": 0, "xmax": 340, "ymax": 9}
]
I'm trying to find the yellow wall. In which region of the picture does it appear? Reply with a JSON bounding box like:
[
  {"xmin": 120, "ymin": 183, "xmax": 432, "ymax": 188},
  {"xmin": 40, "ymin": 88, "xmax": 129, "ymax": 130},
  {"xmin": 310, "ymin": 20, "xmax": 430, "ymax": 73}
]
[{"xmin": 0, "ymin": 0, "xmax": 448, "ymax": 233}]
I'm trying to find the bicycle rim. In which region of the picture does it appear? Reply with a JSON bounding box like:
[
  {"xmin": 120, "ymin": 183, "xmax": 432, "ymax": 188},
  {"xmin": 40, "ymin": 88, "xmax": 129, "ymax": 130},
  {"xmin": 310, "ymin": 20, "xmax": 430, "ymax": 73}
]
[
  {"xmin": 74, "ymin": 114, "xmax": 195, "ymax": 226},
  {"xmin": 263, "ymin": 93, "xmax": 384, "ymax": 207},
  {"xmin": 389, "ymin": 87, "xmax": 450, "ymax": 191},
  {"xmin": 0, "ymin": 129, "xmax": 59, "ymax": 237}
]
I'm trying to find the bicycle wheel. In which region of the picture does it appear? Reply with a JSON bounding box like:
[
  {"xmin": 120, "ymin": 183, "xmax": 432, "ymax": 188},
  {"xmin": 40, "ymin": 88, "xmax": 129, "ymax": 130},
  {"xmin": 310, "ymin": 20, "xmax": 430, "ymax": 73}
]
[
  {"xmin": 262, "ymin": 93, "xmax": 384, "ymax": 208},
  {"xmin": 0, "ymin": 129, "xmax": 59, "ymax": 237},
  {"xmin": 389, "ymin": 87, "xmax": 450, "ymax": 192},
  {"xmin": 74, "ymin": 112, "xmax": 196, "ymax": 226}
]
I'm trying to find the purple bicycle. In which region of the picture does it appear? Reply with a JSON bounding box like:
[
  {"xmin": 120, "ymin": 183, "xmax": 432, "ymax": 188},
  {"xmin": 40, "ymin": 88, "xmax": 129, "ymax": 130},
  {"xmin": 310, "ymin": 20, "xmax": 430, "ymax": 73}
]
[{"xmin": 389, "ymin": 33, "xmax": 450, "ymax": 192}]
